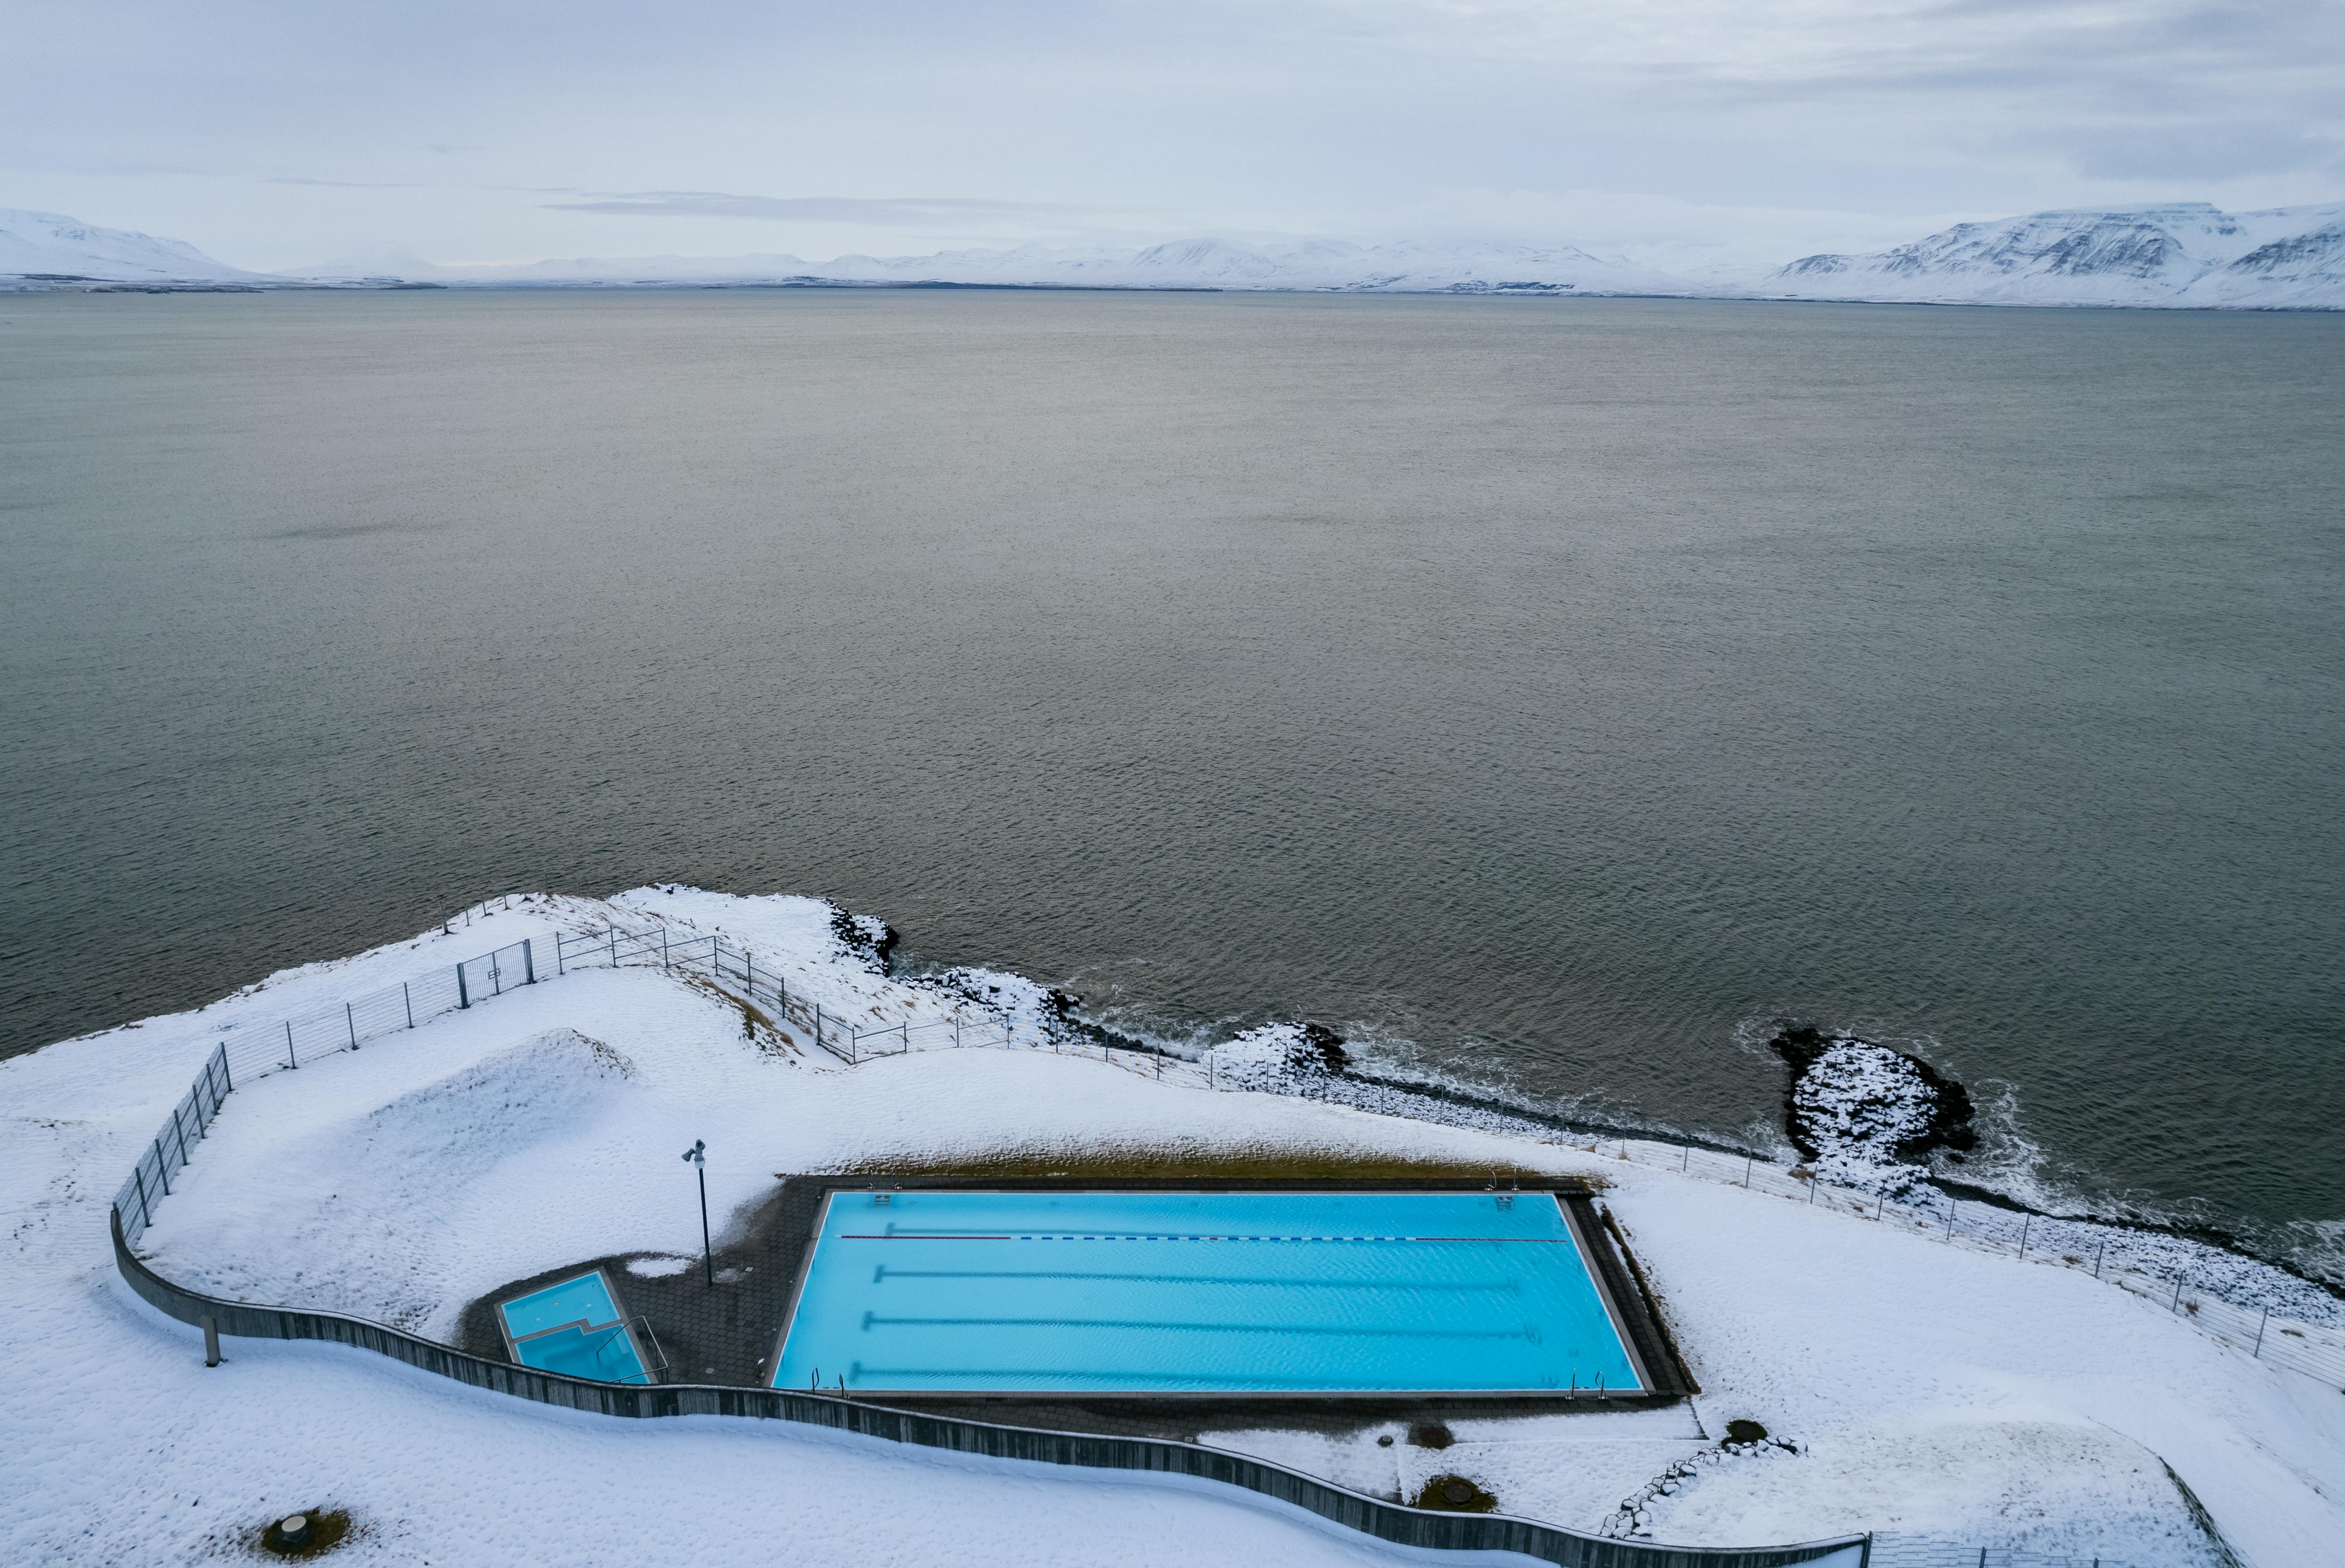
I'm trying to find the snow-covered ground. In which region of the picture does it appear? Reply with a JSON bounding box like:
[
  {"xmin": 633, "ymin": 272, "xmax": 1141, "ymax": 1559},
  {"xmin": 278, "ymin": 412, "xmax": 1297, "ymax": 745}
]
[{"xmin": 5, "ymin": 888, "xmax": 2340, "ymax": 1565}]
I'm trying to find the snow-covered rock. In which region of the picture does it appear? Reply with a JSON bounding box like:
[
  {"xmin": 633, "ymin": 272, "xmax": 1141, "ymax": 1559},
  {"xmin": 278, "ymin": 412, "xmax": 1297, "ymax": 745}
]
[
  {"xmin": 1761, "ymin": 202, "xmax": 2345, "ymax": 309},
  {"xmin": 0, "ymin": 208, "xmax": 264, "ymax": 284}
]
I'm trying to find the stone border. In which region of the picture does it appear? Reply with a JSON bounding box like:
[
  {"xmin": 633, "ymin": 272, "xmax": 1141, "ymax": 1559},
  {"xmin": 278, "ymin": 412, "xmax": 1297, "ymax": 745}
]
[{"xmin": 115, "ymin": 1208, "xmax": 1861, "ymax": 1568}]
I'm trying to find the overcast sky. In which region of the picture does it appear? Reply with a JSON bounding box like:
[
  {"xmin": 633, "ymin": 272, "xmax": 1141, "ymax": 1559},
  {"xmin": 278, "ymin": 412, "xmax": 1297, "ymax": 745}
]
[{"xmin": 5, "ymin": 0, "xmax": 2341, "ymax": 273}]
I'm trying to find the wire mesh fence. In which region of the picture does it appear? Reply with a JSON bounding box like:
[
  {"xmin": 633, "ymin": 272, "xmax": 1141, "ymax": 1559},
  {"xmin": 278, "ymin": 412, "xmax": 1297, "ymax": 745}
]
[
  {"xmin": 114, "ymin": 934, "xmax": 540, "ymax": 1244},
  {"xmin": 561, "ymin": 916, "xmax": 2345, "ymax": 1394},
  {"xmin": 1544, "ymin": 1134, "xmax": 2345, "ymax": 1393},
  {"xmin": 115, "ymin": 912, "xmax": 2344, "ymax": 1398},
  {"xmin": 1868, "ymin": 1540, "xmax": 2191, "ymax": 1568},
  {"xmin": 551, "ymin": 921, "xmax": 1212, "ymax": 1084}
]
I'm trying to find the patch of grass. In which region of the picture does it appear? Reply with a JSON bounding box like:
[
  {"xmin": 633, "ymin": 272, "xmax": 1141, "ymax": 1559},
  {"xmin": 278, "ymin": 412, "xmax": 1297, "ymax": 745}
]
[
  {"xmin": 676, "ymin": 973, "xmax": 793, "ymax": 1054},
  {"xmin": 257, "ymin": 1509, "xmax": 351, "ymax": 1558},
  {"xmin": 1723, "ymin": 1419, "xmax": 1769, "ymax": 1446},
  {"xmin": 1411, "ymin": 1474, "xmax": 1497, "ymax": 1513},
  {"xmin": 828, "ymin": 1144, "xmax": 1602, "ymax": 1186}
]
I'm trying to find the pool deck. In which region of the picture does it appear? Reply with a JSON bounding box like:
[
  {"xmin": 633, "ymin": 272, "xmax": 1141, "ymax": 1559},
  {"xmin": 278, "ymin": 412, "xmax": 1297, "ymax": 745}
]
[{"xmin": 459, "ymin": 1175, "xmax": 1696, "ymax": 1442}]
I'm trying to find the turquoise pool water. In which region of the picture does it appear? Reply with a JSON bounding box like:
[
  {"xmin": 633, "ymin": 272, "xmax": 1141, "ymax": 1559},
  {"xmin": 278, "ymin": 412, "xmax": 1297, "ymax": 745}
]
[
  {"xmin": 772, "ymin": 1191, "xmax": 1642, "ymax": 1394},
  {"xmin": 498, "ymin": 1270, "xmax": 652, "ymax": 1385}
]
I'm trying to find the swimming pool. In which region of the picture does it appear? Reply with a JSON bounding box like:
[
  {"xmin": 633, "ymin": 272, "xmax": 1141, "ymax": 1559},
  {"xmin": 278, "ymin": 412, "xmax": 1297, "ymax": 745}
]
[
  {"xmin": 497, "ymin": 1269, "xmax": 655, "ymax": 1385},
  {"xmin": 771, "ymin": 1190, "xmax": 1646, "ymax": 1395}
]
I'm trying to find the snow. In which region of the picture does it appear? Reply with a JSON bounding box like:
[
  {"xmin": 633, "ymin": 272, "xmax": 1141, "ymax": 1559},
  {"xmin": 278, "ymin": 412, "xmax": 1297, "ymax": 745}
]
[
  {"xmin": 18, "ymin": 200, "xmax": 2345, "ymax": 305},
  {"xmin": 5, "ymin": 887, "xmax": 2342, "ymax": 1566},
  {"xmin": 1778, "ymin": 1037, "xmax": 1950, "ymax": 1193},
  {"xmin": 0, "ymin": 207, "xmax": 262, "ymax": 284},
  {"xmin": 1758, "ymin": 201, "xmax": 2345, "ymax": 309}
]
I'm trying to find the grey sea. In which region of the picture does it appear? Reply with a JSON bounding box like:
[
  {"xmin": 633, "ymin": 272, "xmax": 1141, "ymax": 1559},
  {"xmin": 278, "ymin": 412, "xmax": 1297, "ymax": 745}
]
[{"xmin": 3, "ymin": 289, "xmax": 2339, "ymax": 1281}]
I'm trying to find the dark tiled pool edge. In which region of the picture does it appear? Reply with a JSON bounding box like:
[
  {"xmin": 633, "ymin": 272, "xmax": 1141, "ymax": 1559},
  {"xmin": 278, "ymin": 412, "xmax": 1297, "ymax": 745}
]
[
  {"xmin": 763, "ymin": 1175, "xmax": 1698, "ymax": 1409},
  {"xmin": 118, "ymin": 1207, "xmax": 1859, "ymax": 1568}
]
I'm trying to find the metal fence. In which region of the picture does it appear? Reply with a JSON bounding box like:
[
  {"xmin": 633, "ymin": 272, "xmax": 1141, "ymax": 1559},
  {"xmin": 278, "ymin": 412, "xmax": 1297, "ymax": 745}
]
[
  {"xmin": 1866, "ymin": 1543, "xmax": 2185, "ymax": 1568},
  {"xmin": 1558, "ymin": 1136, "xmax": 2345, "ymax": 1394},
  {"xmin": 109, "ymin": 1207, "xmax": 1859, "ymax": 1568},
  {"xmin": 103, "ymin": 913, "xmax": 2284, "ymax": 1566},
  {"xmin": 113, "ymin": 935, "xmax": 539, "ymax": 1244},
  {"xmin": 551, "ymin": 920, "xmax": 1209, "ymax": 1081},
  {"xmin": 117, "ymin": 912, "xmax": 2345, "ymax": 1398}
]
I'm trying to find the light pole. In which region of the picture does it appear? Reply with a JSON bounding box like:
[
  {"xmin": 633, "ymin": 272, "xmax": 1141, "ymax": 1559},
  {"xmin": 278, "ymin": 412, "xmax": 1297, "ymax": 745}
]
[{"xmin": 682, "ymin": 1138, "xmax": 712, "ymax": 1287}]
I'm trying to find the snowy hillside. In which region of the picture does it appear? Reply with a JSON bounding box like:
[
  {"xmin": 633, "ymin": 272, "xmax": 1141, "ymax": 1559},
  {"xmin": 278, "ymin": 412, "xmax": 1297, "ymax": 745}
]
[
  {"xmin": 1762, "ymin": 202, "xmax": 2345, "ymax": 308},
  {"xmin": 0, "ymin": 208, "xmax": 263, "ymax": 284}
]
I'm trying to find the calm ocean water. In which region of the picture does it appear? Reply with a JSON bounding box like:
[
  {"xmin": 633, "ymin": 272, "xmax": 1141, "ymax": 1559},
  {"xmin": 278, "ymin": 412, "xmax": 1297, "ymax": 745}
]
[{"xmin": 3, "ymin": 290, "xmax": 2338, "ymax": 1277}]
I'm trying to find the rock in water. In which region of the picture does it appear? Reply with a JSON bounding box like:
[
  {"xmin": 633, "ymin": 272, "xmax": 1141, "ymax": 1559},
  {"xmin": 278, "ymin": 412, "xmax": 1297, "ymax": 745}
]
[{"xmin": 1768, "ymin": 1025, "xmax": 1975, "ymax": 1191}]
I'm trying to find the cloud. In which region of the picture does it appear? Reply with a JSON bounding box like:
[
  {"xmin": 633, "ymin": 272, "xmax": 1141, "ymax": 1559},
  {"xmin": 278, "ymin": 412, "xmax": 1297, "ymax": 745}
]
[{"xmin": 539, "ymin": 191, "xmax": 1091, "ymax": 227}]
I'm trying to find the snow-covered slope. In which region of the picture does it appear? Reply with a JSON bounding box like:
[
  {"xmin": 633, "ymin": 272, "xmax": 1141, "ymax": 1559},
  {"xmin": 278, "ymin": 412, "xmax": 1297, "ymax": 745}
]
[
  {"xmin": 0, "ymin": 208, "xmax": 263, "ymax": 283},
  {"xmin": 1762, "ymin": 202, "xmax": 2345, "ymax": 308}
]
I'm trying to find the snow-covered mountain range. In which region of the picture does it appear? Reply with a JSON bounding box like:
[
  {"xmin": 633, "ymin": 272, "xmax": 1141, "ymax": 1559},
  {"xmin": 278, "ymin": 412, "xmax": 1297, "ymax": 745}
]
[
  {"xmin": 1763, "ymin": 202, "xmax": 2345, "ymax": 309},
  {"xmin": 303, "ymin": 234, "xmax": 1691, "ymax": 296},
  {"xmin": 7, "ymin": 202, "xmax": 2343, "ymax": 307},
  {"xmin": 0, "ymin": 208, "xmax": 264, "ymax": 284}
]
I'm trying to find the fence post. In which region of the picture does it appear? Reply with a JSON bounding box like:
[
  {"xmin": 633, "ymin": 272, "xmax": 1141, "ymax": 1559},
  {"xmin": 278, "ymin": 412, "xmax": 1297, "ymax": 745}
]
[
  {"xmin": 557, "ymin": 934, "xmax": 566, "ymax": 977},
  {"xmin": 815, "ymin": 1004, "xmax": 823, "ymax": 1055},
  {"xmin": 661, "ymin": 928, "xmax": 670, "ymax": 969},
  {"xmin": 404, "ymin": 982, "xmax": 415, "ymax": 1028},
  {"xmin": 203, "ymin": 1314, "xmax": 221, "ymax": 1368},
  {"xmin": 2172, "ymin": 1276, "xmax": 2184, "ymax": 1312},
  {"xmin": 850, "ymin": 1027, "xmax": 859, "ymax": 1065},
  {"xmin": 524, "ymin": 939, "xmax": 536, "ymax": 985},
  {"xmin": 746, "ymin": 952, "xmax": 754, "ymax": 995},
  {"xmin": 1743, "ymin": 1155, "xmax": 1752, "ymax": 1188},
  {"xmin": 2094, "ymin": 1239, "xmax": 2105, "ymax": 1277},
  {"xmin": 2017, "ymin": 1215, "xmax": 2030, "ymax": 1261},
  {"xmin": 153, "ymin": 1139, "xmax": 171, "ymax": 1196},
  {"xmin": 2254, "ymin": 1306, "xmax": 2268, "ymax": 1357},
  {"xmin": 218, "ymin": 1044, "xmax": 232, "ymax": 1094},
  {"xmin": 285, "ymin": 1019, "xmax": 299, "ymax": 1067},
  {"xmin": 457, "ymin": 962, "xmax": 471, "ymax": 1010},
  {"xmin": 168, "ymin": 1108, "xmax": 191, "ymax": 1167},
  {"xmin": 1944, "ymin": 1201, "xmax": 1955, "ymax": 1239},
  {"xmin": 347, "ymin": 1001, "xmax": 359, "ymax": 1050},
  {"xmin": 610, "ymin": 927, "xmax": 618, "ymax": 967},
  {"xmin": 131, "ymin": 1170, "xmax": 152, "ymax": 1233}
]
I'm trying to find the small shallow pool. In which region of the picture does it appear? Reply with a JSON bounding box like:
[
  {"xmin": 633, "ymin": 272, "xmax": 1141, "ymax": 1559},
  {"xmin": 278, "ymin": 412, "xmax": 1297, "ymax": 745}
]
[
  {"xmin": 497, "ymin": 1269, "xmax": 653, "ymax": 1385},
  {"xmin": 772, "ymin": 1190, "xmax": 1646, "ymax": 1395}
]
